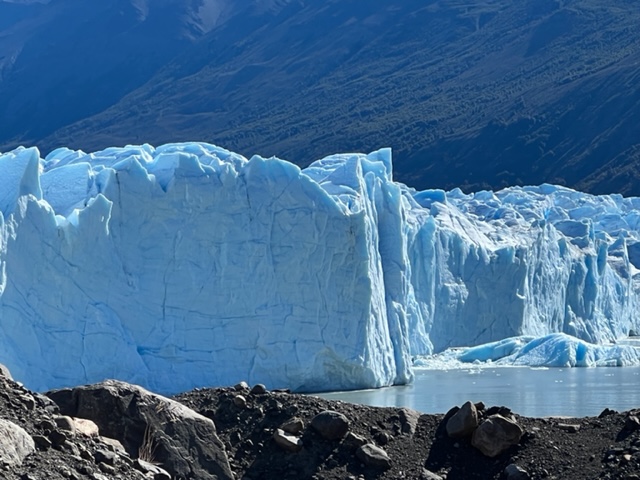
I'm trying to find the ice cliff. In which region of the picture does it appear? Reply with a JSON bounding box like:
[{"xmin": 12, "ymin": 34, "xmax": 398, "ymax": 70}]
[{"xmin": 1, "ymin": 143, "xmax": 639, "ymax": 394}]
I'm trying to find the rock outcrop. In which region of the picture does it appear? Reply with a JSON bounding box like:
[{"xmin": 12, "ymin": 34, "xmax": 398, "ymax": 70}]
[{"xmin": 46, "ymin": 380, "xmax": 234, "ymax": 480}]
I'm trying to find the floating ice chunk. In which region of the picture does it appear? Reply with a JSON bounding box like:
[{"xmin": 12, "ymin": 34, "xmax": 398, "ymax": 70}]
[
  {"xmin": 510, "ymin": 334, "xmax": 640, "ymax": 367},
  {"xmin": 458, "ymin": 337, "xmax": 535, "ymax": 363},
  {"xmin": 433, "ymin": 334, "xmax": 640, "ymax": 369}
]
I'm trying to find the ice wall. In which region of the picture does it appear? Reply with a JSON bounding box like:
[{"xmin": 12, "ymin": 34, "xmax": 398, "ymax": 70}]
[
  {"xmin": 0, "ymin": 143, "xmax": 639, "ymax": 393},
  {"xmin": 410, "ymin": 185, "xmax": 640, "ymax": 351}
]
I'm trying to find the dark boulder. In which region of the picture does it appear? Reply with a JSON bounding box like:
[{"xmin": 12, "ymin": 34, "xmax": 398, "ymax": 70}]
[
  {"xmin": 47, "ymin": 380, "xmax": 233, "ymax": 480},
  {"xmin": 310, "ymin": 410, "xmax": 350, "ymax": 440},
  {"xmin": 471, "ymin": 414, "xmax": 523, "ymax": 457},
  {"xmin": 355, "ymin": 443, "xmax": 391, "ymax": 469},
  {"xmin": 446, "ymin": 401, "xmax": 478, "ymax": 438}
]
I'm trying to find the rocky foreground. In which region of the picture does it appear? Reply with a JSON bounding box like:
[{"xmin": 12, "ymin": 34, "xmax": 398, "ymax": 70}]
[{"xmin": 0, "ymin": 370, "xmax": 639, "ymax": 480}]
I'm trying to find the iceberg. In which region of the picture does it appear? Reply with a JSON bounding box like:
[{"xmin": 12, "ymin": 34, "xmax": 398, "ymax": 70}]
[
  {"xmin": 417, "ymin": 333, "xmax": 640, "ymax": 369},
  {"xmin": 1, "ymin": 143, "xmax": 639, "ymax": 394}
]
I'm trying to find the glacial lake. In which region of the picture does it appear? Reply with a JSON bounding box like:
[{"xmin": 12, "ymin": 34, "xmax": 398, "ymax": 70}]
[{"xmin": 315, "ymin": 366, "xmax": 640, "ymax": 418}]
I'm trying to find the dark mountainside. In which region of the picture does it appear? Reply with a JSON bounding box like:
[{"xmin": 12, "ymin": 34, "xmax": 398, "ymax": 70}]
[
  {"xmin": 0, "ymin": 0, "xmax": 246, "ymax": 144},
  {"xmin": 1, "ymin": 0, "xmax": 640, "ymax": 195}
]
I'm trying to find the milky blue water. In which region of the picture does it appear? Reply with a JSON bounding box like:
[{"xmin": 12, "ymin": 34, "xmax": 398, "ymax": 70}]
[{"xmin": 316, "ymin": 367, "xmax": 640, "ymax": 417}]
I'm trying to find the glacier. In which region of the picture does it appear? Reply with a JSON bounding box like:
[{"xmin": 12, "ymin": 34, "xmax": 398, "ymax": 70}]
[{"xmin": 1, "ymin": 142, "xmax": 639, "ymax": 394}]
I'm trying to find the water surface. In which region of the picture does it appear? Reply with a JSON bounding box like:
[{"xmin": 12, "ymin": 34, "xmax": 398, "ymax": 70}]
[{"xmin": 316, "ymin": 366, "xmax": 640, "ymax": 417}]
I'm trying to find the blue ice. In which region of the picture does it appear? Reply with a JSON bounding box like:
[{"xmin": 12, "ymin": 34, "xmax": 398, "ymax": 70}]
[{"xmin": 0, "ymin": 143, "xmax": 639, "ymax": 394}]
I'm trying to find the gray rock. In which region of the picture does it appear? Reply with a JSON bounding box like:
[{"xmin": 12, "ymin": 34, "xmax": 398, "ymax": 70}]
[
  {"xmin": 421, "ymin": 469, "xmax": 444, "ymax": 480},
  {"xmin": 356, "ymin": 443, "xmax": 391, "ymax": 469},
  {"xmin": 100, "ymin": 436, "xmax": 126, "ymax": 453},
  {"xmin": 626, "ymin": 415, "xmax": 640, "ymax": 431},
  {"xmin": 47, "ymin": 380, "xmax": 233, "ymax": 480},
  {"xmin": 399, "ymin": 408, "xmax": 421, "ymax": 436},
  {"xmin": 94, "ymin": 448, "xmax": 118, "ymax": 465},
  {"xmin": 32, "ymin": 434, "xmax": 52, "ymax": 450},
  {"xmin": 343, "ymin": 432, "xmax": 367, "ymax": 450},
  {"xmin": 375, "ymin": 431, "xmax": 391, "ymax": 445},
  {"xmin": 34, "ymin": 392, "xmax": 59, "ymax": 414},
  {"xmin": 446, "ymin": 401, "xmax": 478, "ymax": 438},
  {"xmin": 99, "ymin": 463, "xmax": 117, "ymax": 475},
  {"xmin": 599, "ymin": 408, "xmax": 617, "ymax": 418},
  {"xmin": 62, "ymin": 440, "xmax": 81, "ymax": 457},
  {"xmin": 280, "ymin": 417, "xmax": 304, "ymax": 434},
  {"xmin": 0, "ymin": 419, "xmax": 35, "ymax": 466},
  {"xmin": 233, "ymin": 395, "xmax": 247, "ymax": 408},
  {"xmin": 134, "ymin": 459, "xmax": 171, "ymax": 480},
  {"xmin": 273, "ymin": 428, "xmax": 303, "ymax": 452},
  {"xmin": 19, "ymin": 394, "xmax": 35, "ymax": 411},
  {"xmin": 72, "ymin": 418, "xmax": 100, "ymax": 437},
  {"xmin": 39, "ymin": 419, "xmax": 56, "ymax": 431},
  {"xmin": 54, "ymin": 415, "xmax": 76, "ymax": 434},
  {"xmin": 234, "ymin": 381, "xmax": 249, "ymax": 391},
  {"xmin": 0, "ymin": 363, "xmax": 12, "ymax": 379},
  {"xmin": 557, "ymin": 423, "xmax": 580, "ymax": 433},
  {"xmin": 48, "ymin": 429, "xmax": 67, "ymax": 447},
  {"xmin": 250, "ymin": 384, "xmax": 267, "ymax": 395},
  {"xmin": 471, "ymin": 414, "xmax": 523, "ymax": 457},
  {"xmin": 504, "ymin": 463, "xmax": 530, "ymax": 480},
  {"xmin": 79, "ymin": 443, "xmax": 94, "ymax": 460},
  {"xmin": 310, "ymin": 410, "xmax": 350, "ymax": 440}
]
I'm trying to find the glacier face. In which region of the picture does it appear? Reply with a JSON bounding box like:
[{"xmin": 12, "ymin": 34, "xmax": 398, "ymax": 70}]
[{"xmin": 0, "ymin": 143, "xmax": 639, "ymax": 394}]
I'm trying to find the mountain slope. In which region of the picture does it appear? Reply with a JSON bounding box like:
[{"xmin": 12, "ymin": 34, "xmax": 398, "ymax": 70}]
[
  {"xmin": 0, "ymin": 0, "xmax": 245, "ymax": 145},
  {"xmin": 2, "ymin": 0, "xmax": 640, "ymax": 194}
]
